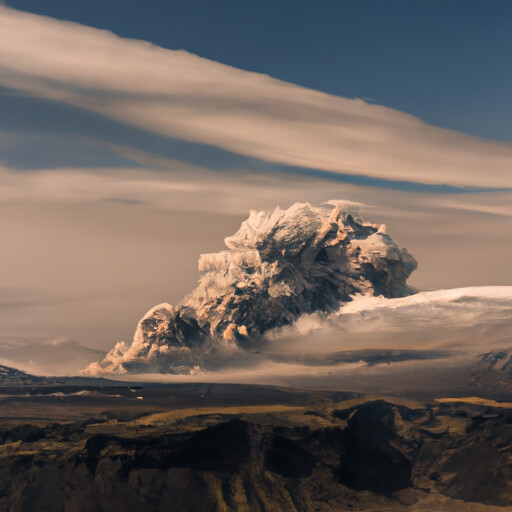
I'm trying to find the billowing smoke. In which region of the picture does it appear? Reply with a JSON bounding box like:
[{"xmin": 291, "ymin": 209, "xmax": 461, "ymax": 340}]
[{"xmin": 84, "ymin": 201, "xmax": 417, "ymax": 375}]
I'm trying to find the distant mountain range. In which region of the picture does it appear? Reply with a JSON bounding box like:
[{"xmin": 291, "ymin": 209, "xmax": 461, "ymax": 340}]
[{"xmin": 0, "ymin": 364, "xmax": 42, "ymax": 385}]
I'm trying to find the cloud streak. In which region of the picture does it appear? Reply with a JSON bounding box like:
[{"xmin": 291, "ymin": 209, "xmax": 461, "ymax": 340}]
[{"xmin": 0, "ymin": 6, "xmax": 511, "ymax": 188}]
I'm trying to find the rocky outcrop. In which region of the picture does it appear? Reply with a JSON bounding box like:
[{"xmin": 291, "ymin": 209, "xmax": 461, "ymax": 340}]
[{"xmin": 4, "ymin": 398, "xmax": 512, "ymax": 511}]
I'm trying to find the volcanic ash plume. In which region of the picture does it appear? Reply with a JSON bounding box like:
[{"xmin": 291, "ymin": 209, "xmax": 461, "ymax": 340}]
[{"xmin": 84, "ymin": 201, "xmax": 417, "ymax": 375}]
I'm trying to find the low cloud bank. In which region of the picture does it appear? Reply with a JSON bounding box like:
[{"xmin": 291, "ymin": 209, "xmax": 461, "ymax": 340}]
[
  {"xmin": 265, "ymin": 286, "xmax": 512, "ymax": 360},
  {"xmin": 100, "ymin": 286, "xmax": 512, "ymax": 394},
  {"xmin": 4, "ymin": 286, "xmax": 510, "ymax": 384},
  {"xmin": 0, "ymin": 338, "xmax": 105, "ymax": 376}
]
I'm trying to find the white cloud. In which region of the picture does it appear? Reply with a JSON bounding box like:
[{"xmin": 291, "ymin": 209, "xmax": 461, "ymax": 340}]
[
  {"xmin": 0, "ymin": 6, "xmax": 511, "ymax": 188},
  {"xmin": 266, "ymin": 286, "xmax": 512, "ymax": 356}
]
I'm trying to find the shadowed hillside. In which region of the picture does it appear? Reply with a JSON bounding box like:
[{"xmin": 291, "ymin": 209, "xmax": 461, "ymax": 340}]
[{"xmin": 1, "ymin": 372, "xmax": 512, "ymax": 511}]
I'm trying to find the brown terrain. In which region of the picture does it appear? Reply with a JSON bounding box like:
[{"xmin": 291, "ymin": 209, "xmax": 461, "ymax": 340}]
[{"xmin": 2, "ymin": 364, "xmax": 512, "ymax": 511}]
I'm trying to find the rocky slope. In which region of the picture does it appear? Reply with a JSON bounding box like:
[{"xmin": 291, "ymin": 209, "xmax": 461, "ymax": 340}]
[
  {"xmin": 1, "ymin": 395, "xmax": 512, "ymax": 511},
  {"xmin": 0, "ymin": 364, "xmax": 43, "ymax": 386},
  {"xmin": 85, "ymin": 202, "xmax": 416, "ymax": 375}
]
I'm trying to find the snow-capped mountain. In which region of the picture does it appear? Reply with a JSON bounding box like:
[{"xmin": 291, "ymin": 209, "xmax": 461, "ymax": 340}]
[{"xmin": 85, "ymin": 201, "xmax": 417, "ymax": 375}]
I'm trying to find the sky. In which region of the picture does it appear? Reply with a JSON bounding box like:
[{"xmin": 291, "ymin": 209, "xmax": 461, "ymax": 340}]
[
  {"xmin": 0, "ymin": 1, "xmax": 511, "ymax": 375},
  {"xmin": 5, "ymin": 0, "xmax": 512, "ymax": 142}
]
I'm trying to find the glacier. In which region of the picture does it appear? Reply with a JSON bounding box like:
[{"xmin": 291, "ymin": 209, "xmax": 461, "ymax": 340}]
[{"xmin": 84, "ymin": 201, "xmax": 417, "ymax": 375}]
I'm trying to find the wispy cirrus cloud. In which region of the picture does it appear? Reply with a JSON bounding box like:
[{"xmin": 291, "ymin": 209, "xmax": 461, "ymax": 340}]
[{"xmin": 0, "ymin": 6, "xmax": 511, "ymax": 188}]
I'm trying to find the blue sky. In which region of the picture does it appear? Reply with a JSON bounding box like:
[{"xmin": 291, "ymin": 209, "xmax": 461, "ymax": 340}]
[{"xmin": 7, "ymin": 0, "xmax": 512, "ymax": 142}]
